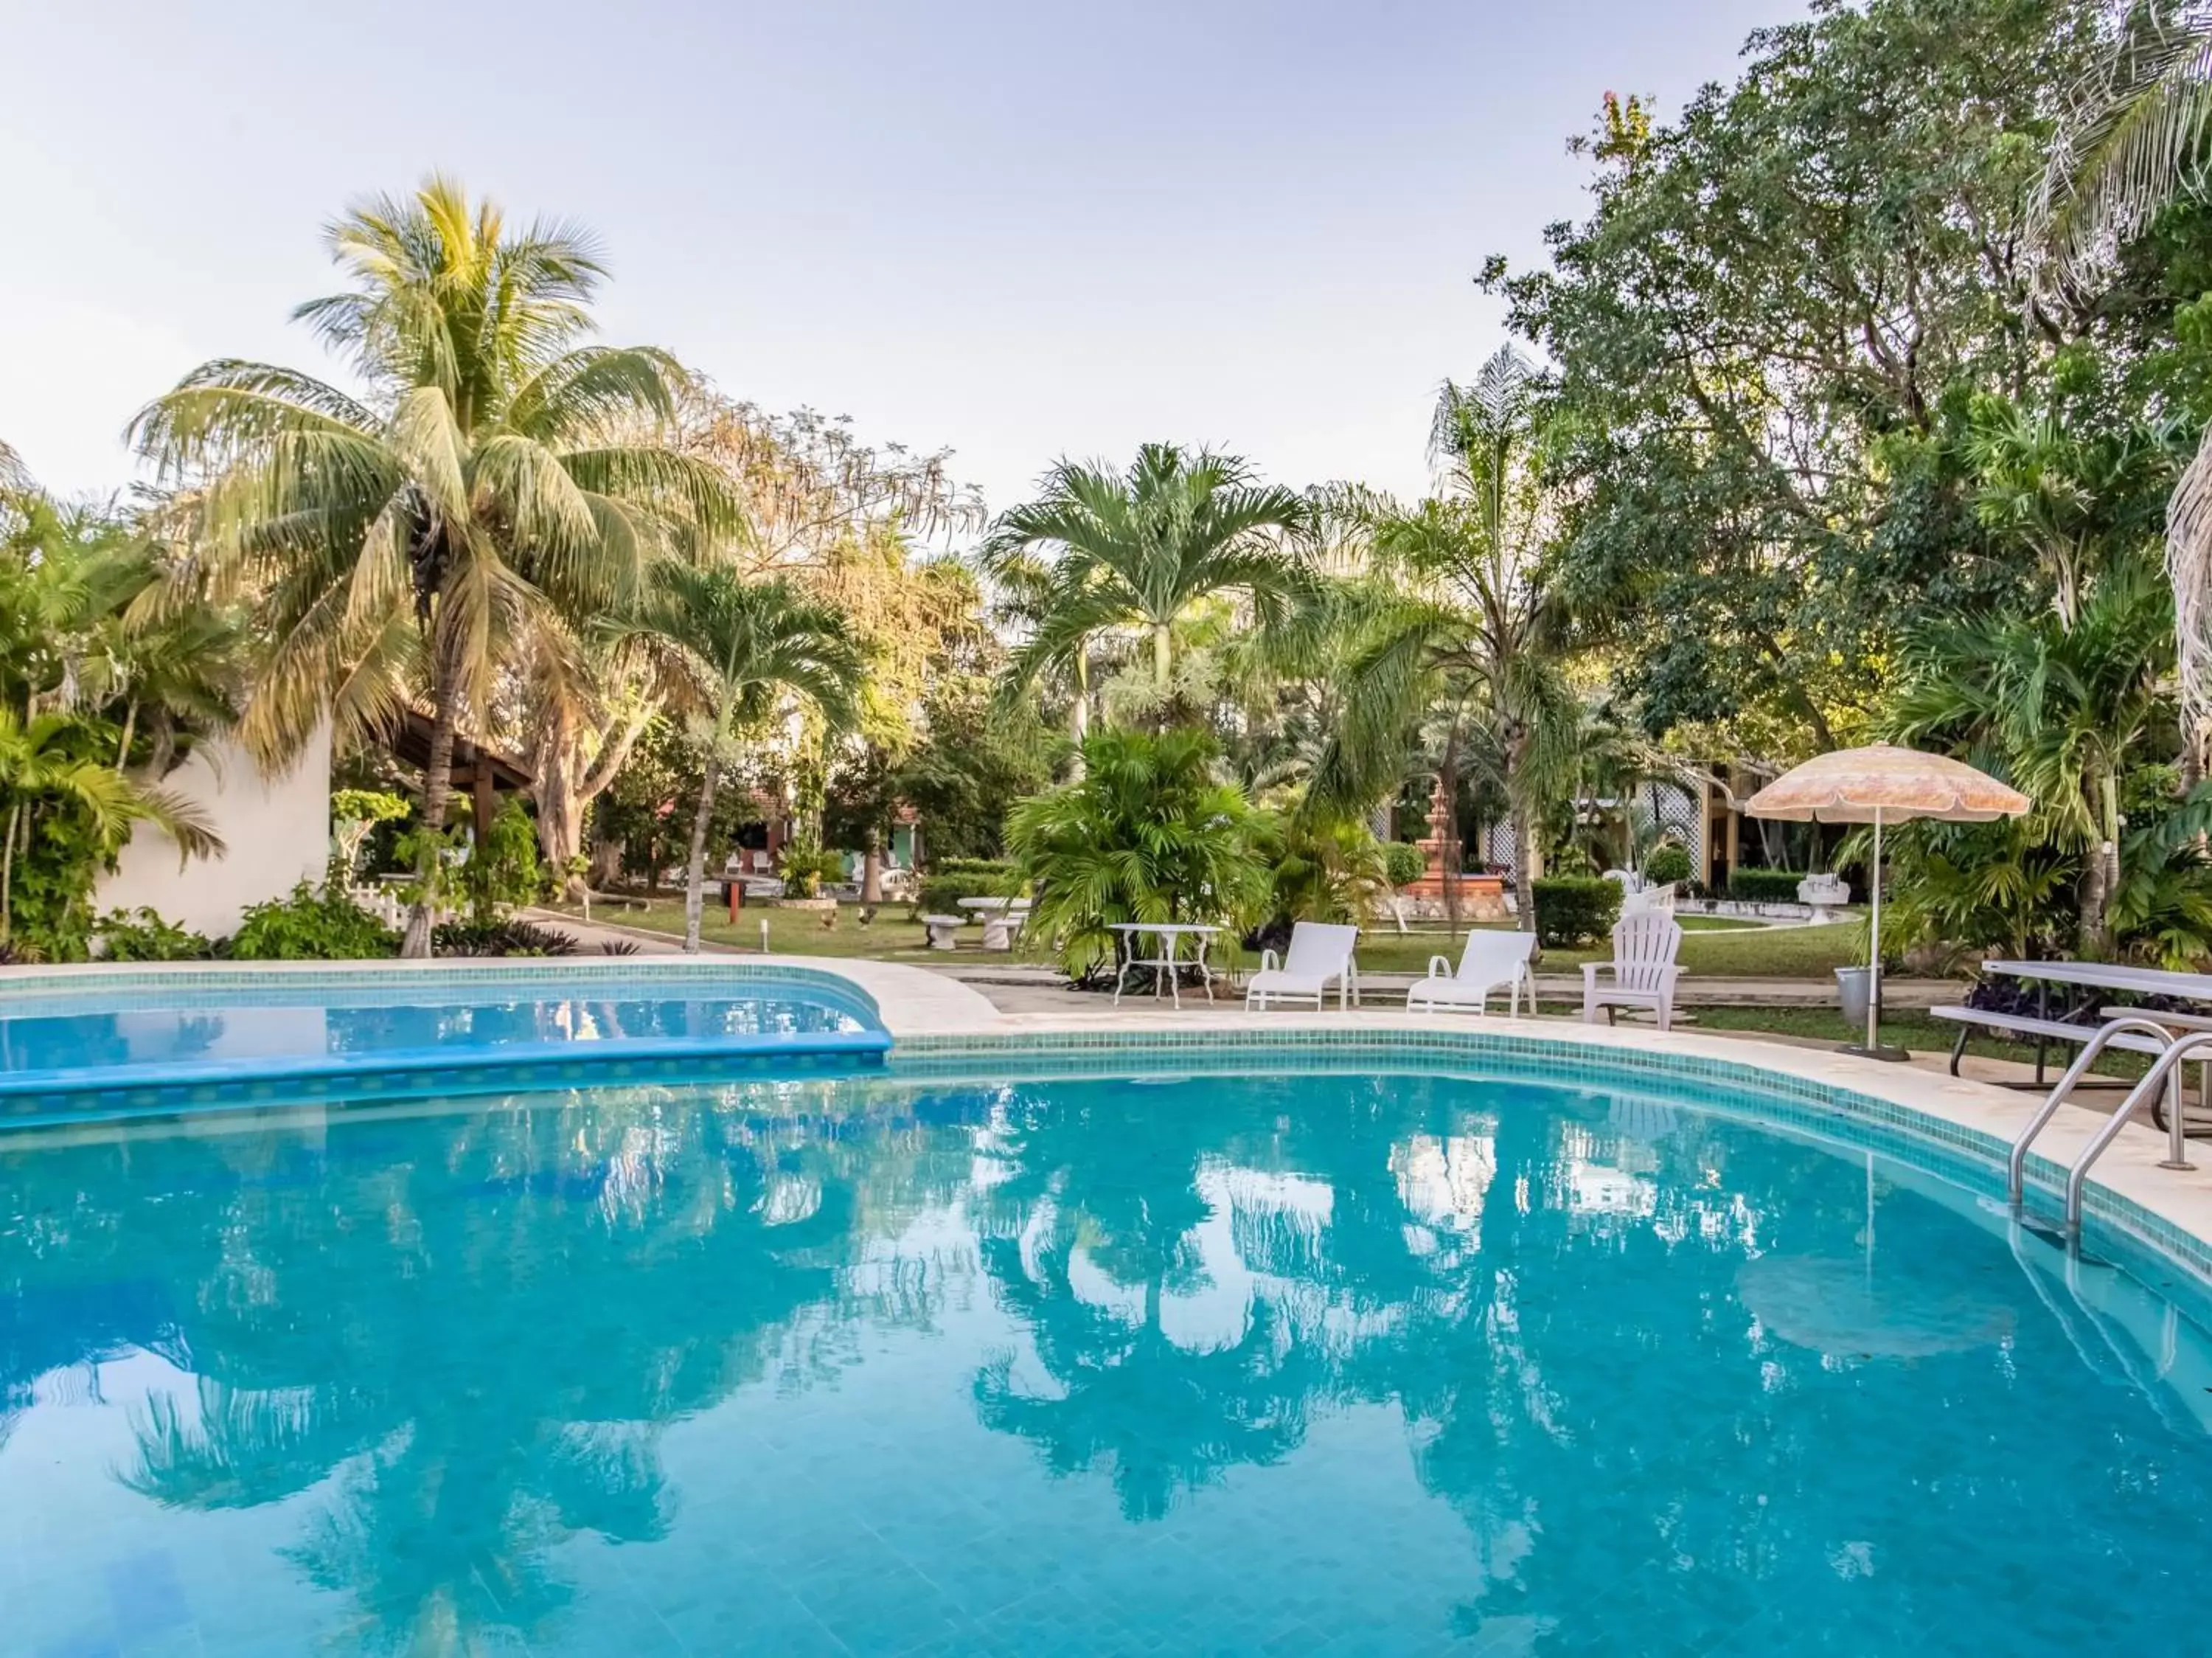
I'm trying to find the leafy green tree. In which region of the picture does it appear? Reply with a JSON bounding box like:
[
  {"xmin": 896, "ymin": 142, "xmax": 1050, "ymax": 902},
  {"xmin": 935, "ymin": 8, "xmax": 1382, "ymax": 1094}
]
[
  {"xmin": 979, "ymin": 444, "xmax": 1315, "ymax": 737},
  {"xmin": 628, "ymin": 567, "xmax": 863, "ymax": 950},
  {"xmin": 1491, "ymin": 0, "xmax": 2116, "ymax": 757},
  {"xmin": 132, "ymin": 177, "xmax": 745, "ymax": 956},
  {"xmin": 1315, "ymin": 350, "xmax": 1575, "ymax": 935},
  {"xmin": 1006, "ymin": 726, "xmax": 1273, "ymax": 982}
]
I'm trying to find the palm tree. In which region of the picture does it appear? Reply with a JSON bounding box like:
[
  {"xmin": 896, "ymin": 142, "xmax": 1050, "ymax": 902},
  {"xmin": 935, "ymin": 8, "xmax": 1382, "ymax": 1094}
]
[
  {"xmin": 131, "ymin": 177, "xmax": 745, "ymax": 955},
  {"xmin": 978, "ymin": 444, "xmax": 1315, "ymax": 736},
  {"xmin": 1891, "ymin": 554, "xmax": 2174, "ymax": 957},
  {"xmin": 2031, "ymin": 13, "xmax": 2212, "ymax": 760},
  {"xmin": 1315, "ymin": 348, "xmax": 1574, "ymax": 934},
  {"xmin": 627, "ymin": 567, "xmax": 863, "ymax": 951},
  {"xmin": 1006, "ymin": 726, "xmax": 1274, "ymax": 983}
]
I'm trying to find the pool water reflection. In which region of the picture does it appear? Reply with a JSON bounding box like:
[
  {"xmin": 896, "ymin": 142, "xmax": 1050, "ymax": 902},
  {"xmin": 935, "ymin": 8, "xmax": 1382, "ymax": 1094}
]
[{"xmin": 3, "ymin": 1069, "xmax": 2209, "ymax": 1656}]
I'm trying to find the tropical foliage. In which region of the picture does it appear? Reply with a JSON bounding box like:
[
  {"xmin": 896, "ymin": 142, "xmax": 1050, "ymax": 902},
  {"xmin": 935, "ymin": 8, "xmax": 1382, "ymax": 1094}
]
[
  {"xmin": 1006, "ymin": 727, "xmax": 1273, "ymax": 982},
  {"xmin": 626, "ymin": 566, "xmax": 863, "ymax": 950},
  {"xmin": 132, "ymin": 177, "xmax": 745, "ymax": 954},
  {"xmin": 980, "ymin": 444, "xmax": 1315, "ymax": 737}
]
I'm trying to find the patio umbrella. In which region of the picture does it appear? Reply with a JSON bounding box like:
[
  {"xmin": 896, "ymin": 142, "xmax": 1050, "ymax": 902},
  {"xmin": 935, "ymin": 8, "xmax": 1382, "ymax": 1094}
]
[{"xmin": 1745, "ymin": 743, "xmax": 2029, "ymax": 1059}]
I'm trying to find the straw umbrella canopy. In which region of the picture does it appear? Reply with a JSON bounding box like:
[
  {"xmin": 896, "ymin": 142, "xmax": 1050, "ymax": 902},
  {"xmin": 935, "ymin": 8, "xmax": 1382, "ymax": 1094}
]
[{"xmin": 1745, "ymin": 743, "xmax": 2029, "ymax": 1055}]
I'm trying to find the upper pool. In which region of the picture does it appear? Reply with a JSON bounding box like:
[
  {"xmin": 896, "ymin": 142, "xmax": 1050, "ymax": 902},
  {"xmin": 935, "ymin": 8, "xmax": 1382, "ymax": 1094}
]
[
  {"xmin": 4, "ymin": 1048, "xmax": 2211, "ymax": 1656},
  {"xmin": 0, "ymin": 965, "xmax": 886, "ymax": 1109}
]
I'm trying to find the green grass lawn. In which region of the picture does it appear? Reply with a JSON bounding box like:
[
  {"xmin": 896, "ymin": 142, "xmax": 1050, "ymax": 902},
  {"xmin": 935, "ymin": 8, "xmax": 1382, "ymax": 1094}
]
[
  {"xmin": 1356, "ymin": 920, "xmax": 1867, "ymax": 979},
  {"xmin": 549, "ymin": 896, "xmax": 944, "ymax": 960},
  {"xmin": 567, "ymin": 896, "xmax": 1872, "ymax": 981}
]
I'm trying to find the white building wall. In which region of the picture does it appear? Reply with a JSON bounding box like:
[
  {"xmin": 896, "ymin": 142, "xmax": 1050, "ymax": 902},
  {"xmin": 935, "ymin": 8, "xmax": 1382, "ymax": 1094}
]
[{"xmin": 96, "ymin": 722, "xmax": 333, "ymax": 937}]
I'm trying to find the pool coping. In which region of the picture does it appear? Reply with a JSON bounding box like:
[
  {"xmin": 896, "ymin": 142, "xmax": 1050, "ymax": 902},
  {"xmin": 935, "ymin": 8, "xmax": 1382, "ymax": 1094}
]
[{"xmin": 10, "ymin": 954, "xmax": 2212, "ymax": 1283}]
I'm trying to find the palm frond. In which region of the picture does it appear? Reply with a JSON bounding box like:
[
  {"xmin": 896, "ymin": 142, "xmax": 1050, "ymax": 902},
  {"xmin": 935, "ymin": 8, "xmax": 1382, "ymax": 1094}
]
[{"xmin": 2031, "ymin": 11, "xmax": 2212, "ymax": 300}]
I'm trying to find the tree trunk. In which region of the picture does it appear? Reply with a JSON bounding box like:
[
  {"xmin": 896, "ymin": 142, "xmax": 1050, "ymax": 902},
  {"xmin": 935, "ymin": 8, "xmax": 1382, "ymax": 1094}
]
[
  {"xmin": 401, "ymin": 643, "xmax": 462, "ymax": 960},
  {"xmin": 683, "ymin": 765, "xmax": 722, "ymax": 954},
  {"xmin": 1504, "ymin": 732, "xmax": 1541, "ymax": 951},
  {"xmin": 1, "ymin": 799, "xmax": 18, "ymax": 946},
  {"xmin": 114, "ymin": 700, "xmax": 137, "ymax": 771},
  {"xmin": 1438, "ymin": 743, "xmax": 1461, "ymax": 932},
  {"xmin": 534, "ymin": 703, "xmax": 653, "ymax": 900},
  {"xmin": 2079, "ymin": 770, "xmax": 2121, "ymax": 959},
  {"xmin": 861, "ymin": 826, "xmax": 884, "ymax": 905},
  {"xmin": 1068, "ymin": 650, "xmax": 1091, "ymax": 777}
]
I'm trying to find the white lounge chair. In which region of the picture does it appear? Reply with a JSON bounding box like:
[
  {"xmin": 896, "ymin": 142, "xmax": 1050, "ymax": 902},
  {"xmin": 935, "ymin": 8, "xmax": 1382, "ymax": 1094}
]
[
  {"xmin": 1408, "ymin": 929, "xmax": 1536, "ymax": 1016},
  {"xmin": 1407, "ymin": 925, "xmax": 1531, "ymax": 1013},
  {"xmin": 1245, "ymin": 922, "xmax": 1360, "ymax": 1010},
  {"xmin": 1582, "ymin": 913, "xmax": 1684, "ymax": 1032}
]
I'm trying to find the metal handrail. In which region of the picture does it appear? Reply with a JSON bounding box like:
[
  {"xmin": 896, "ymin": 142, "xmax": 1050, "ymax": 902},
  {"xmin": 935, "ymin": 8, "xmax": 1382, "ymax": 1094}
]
[
  {"xmin": 2062, "ymin": 1030, "xmax": 2212, "ymax": 1232},
  {"xmin": 2007, "ymin": 1016, "xmax": 2179, "ymax": 1206}
]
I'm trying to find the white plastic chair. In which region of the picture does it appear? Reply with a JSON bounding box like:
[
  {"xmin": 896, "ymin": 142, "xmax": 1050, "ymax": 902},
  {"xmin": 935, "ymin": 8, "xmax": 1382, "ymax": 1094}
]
[
  {"xmin": 1582, "ymin": 914, "xmax": 1684, "ymax": 1033},
  {"xmin": 1245, "ymin": 922, "xmax": 1360, "ymax": 1010},
  {"xmin": 1408, "ymin": 930, "xmax": 1537, "ymax": 1016},
  {"xmin": 1621, "ymin": 881, "xmax": 1677, "ymax": 918}
]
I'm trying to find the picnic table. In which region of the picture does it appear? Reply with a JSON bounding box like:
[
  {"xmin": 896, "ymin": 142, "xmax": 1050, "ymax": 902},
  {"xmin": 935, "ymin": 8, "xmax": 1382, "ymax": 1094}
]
[
  {"xmin": 1107, "ymin": 923, "xmax": 1222, "ymax": 1009},
  {"xmin": 1936, "ymin": 959, "xmax": 2212, "ymax": 1106}
]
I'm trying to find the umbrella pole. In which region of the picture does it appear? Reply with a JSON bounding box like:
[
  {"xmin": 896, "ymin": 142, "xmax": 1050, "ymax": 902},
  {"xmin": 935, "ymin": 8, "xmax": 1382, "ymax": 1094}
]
[{"xmin": 1867, "ymin": 807, "xmax": 1882, "ymax": 1053}]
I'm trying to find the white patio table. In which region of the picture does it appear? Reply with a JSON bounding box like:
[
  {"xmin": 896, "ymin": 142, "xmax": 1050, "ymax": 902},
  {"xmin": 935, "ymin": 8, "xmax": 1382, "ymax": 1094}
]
[{"xmin": 1107, "ymin": 923, "xmax": 1222, "ymax": 1009}]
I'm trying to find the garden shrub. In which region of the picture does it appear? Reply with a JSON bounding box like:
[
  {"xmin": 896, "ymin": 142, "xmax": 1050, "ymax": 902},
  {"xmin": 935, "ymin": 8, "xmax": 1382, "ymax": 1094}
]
[
  {"xmin": 1641, "ymin": 842, "xmax": 1694, "ymax": 888},
  {"xmin": 1008, "ymin": 726, "xmax": 1272, "ymax": 983},
  {"xmin": 916, "ymin": 872, "xmax": 1014, "ymax": 915},
  {"xmin": 1265, "ymin": 815, "xmax": 1391, "ymax": 927},
  {"xmin": 94, "ymin": 907, "xmax": 216, "ymax": 961},
  {"xmin": 432, "ymin": 918, "xmax": 580, "ymax": 957},
  {"xmin": 914, "ymin": 857, "xmax": 1018, "ymax": 915},
  {"xmin": 459, "ymin": 798, "xmax": 546, "ymax": 921},
  {"xmin": 227, "ymin": 883, "xmax": 400, "ymax": 960},
  {"xmin": 1532, "ymin": 876, "xmax": 1622, "ymax": 948},
  {"xmin": 778, "ymin": 842, "xmax": 846, "ymax": 898},
  {"xmin": 1729, "ymin": 868, "xmax": 1806, "ymax": 903},
  {"xmin": 1383, "ymin": 842, "xmax": 1430, "ymax": 889}
]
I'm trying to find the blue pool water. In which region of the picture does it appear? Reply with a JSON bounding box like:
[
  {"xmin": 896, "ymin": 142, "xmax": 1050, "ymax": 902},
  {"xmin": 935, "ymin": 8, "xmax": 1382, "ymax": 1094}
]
[
  {"xmin": 4, "ymin": 1063, "xmax": 2211, "ymax": 1656},
  {"xmin": 0, "ymin": 974, "xmax": 882, "ymax": 1095}
]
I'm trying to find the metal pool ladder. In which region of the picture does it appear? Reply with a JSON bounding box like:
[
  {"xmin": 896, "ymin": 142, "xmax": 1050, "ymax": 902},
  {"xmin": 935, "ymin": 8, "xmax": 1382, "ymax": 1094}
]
[{"xmin": 2006, "ymin": 1016, "xmax": 2204, "ymax": 1235}]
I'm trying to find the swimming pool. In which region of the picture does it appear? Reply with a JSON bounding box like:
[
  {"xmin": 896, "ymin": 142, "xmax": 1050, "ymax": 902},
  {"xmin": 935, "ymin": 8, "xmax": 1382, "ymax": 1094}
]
[
  {"xmin": 4, "ymin": 1051, "xmax": 2209, "ymax": 1656},
  {"xmin": 0, "ymin": 965, "xmax": 887, "ymax": 1110}
]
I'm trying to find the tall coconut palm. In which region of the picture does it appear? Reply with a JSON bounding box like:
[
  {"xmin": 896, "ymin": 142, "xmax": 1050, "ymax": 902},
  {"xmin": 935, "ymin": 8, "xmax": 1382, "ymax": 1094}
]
[
  {"xmin": 2031, "ymin": 12, "xmax": 2212, "ymax": 760},
  {"xmin": 627, "ymin": 567, "xmax": 863, "ymax": 951},
  {"xmin": 131, "ymin": 177, "xmax": 745, "ymax": 955},
  {"xmin": 978, "ymin": 444, "xmax": 1315, "ymax": 735},
  {"xmin": 1313, "ymin": 348, "xmax": 1574, "ymax": 935}
]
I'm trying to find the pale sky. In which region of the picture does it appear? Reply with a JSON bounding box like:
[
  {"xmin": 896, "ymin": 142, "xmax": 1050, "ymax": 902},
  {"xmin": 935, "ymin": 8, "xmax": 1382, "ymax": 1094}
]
[{"xmin": 0, "ymin": 0, "xmax": 1797, "ymax": 518}]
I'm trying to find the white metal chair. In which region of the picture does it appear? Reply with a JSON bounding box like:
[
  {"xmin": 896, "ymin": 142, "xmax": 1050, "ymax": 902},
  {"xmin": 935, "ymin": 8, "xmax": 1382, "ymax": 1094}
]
[
  {"xmin": 1582, "ymin": 914, "xmax": 1684, "ymax": 1032},
  {"xmin": 1245, "ymin": 922, "xmax": 1360, "ymax": 1010},
  {"xmin": 1408, "ymin": 929, "xmax": 1537, "ymax": 1016}
]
